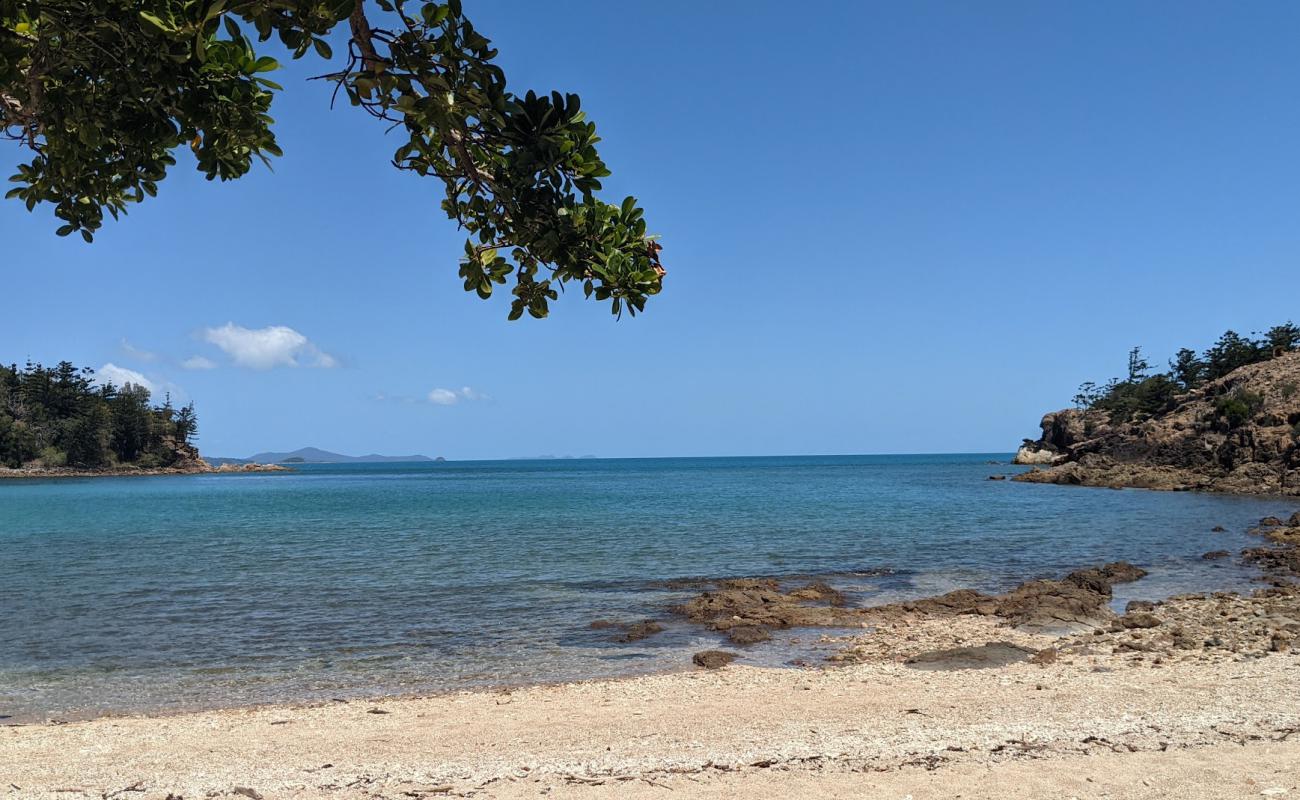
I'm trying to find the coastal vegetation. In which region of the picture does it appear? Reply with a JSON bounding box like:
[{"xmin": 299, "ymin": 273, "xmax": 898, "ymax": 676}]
[
  {"xmin": 0, "ymin": 360, "xmax": 198, "ymax": 469},
  {"xmin": 1, "ymin": 0, "xmax": 664, "ymax": 319},
  {"xmin": 1072, "ymin": 322, "xmax": 1300, "ymax": 423}
]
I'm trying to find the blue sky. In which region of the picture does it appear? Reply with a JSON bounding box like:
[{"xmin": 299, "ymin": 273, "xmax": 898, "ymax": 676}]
[{"xmin": 5, "ymin": 1, "xmax": 1300, "ymax": 459}]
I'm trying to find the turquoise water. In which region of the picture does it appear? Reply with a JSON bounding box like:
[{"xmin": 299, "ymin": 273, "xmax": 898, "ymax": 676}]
[{"xmin": 0, "ymin": 454, "xmax": 1293, "ymax": 721}]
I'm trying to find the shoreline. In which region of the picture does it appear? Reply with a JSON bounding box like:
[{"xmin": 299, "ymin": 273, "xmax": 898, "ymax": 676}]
[
  {"xmin": 0, "ymin": 463, "xmax": 291, "ymax": 479},
  {"xmin": 5, "ymin": 519, "xmax": 1299, "ymax": 797},
  {"xmin": 5, "ymin": 640, "xmax": 1299, "ymax": 798},
  {"xmin": 5, "ymin": 511, "xmax": 1296, "ymax": 726}
]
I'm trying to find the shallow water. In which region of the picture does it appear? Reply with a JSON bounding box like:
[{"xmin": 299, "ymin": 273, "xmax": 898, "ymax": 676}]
[{"xmin": 0, "ymin": 454, "xmax": 1292, "ymax": 720}]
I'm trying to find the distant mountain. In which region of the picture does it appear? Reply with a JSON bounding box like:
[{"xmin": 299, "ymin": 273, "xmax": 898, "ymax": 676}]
[{"xmin": 207, "ymin": 447, "xmax": 437, "ymax": 465}]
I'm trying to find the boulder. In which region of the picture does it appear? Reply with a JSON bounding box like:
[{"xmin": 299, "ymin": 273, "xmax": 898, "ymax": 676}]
[
  {"xmin": 727, "ymin": 625, "xmax": 771, "ymax": 645},
  {"xmin": 616, "ymin": 620, "xmax": 664, "ymax": 643},
  {"xmin": 1120, "ymin": 612, "xmax": 1162, "ymax": 629},
  {"xmin": 692, "ymin": 650, "xmax": 737, "ymax": 669},
  {"xmin": 1012, "ymin": 444, "xmax": 1057, "ymax": 465}
]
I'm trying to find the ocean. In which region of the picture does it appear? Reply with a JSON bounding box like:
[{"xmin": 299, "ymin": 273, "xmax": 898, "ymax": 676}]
[{"xmin": 0, "ymin": 454, "xmax": 1293, "ymax": 721}]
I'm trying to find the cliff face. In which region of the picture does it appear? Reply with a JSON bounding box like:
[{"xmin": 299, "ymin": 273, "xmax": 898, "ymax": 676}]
[{"xmin": 1014, "ymin": 351, "xmax": 1300, "ymax": 495}]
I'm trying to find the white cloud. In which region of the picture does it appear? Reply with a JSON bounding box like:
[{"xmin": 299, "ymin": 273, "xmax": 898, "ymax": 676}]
[
  {"xmin": 202, "ymin": 323, "xmax": 337, "ymax": 370},
  {"xmin": 96, "ymin": 363, "xmax": 156, "ymax": 392},
  {"xmin": 181, "ymin": 355, "xmax": 217, "ymax": 371},
  {"xmin": 427, "ymin": 386, "xmax": 488, "ymax": 406},
  {"xmin": 120, "ymin": 338, "xmax": 158, "ymax": 362}
]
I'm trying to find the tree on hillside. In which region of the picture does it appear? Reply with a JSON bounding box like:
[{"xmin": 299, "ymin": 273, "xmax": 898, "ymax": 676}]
[
  {"xmin": 1264, "ymin": 322, "xmax": 1300, "ymax": 354},
  {"xmin": 1169, "ymin": 348, "xmax": 1205, "ymax": 390},
  {"xmin": 1, "ymin": 0, "xmax": 664, "ymax": 319},
  {"xmin": 1073, "ymin": 321, "xmax": 1299, "ymax": 423},
  {"xmin": 1126, "ymin": 347, "xmax": 1149, "ymax": 383},
  {"xmin": 1203, "ymin": 331, "xmax": 1263, "ymax": 381},
  {"xmin": 174, "ymin": 402, "xmax": 199, "ymax": 444}
]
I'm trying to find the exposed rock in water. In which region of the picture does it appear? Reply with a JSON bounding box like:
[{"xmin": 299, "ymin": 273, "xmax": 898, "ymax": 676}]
[
  {"xmin": 692, "ymin": 650, "xmax": 737, "ymax": 669},
  {"xmin": 592, "ymin": 619, "xmax": 665, "ymax": 643},
  {"xmin": 1201, "ymin": 550, "xmax": 1230, "ymax": 560},
  {"xmin": 673, "ymin": 579, "xmax": 861, "ymax": 632},
  {"xmin": 727, "ymin": 625, "xmax": 772, "ymax": 645},
  {"xmin": 1211, "ymin": 525, "xmax": 1227, "ymax": 532},
  {"xmin": 673, "ymin": 561, "xmax": 1148, "ymax": 640},
  {"xmin": 616, "ymin": 620, "xmax": 664, "ymax": 643},
  {"xmin": 1012, "ymin": 351, "xmax": 1300, "ymax": 495},
  {"xmin": 1012, "ymin": 444, "xmax": 1059, "ymax": 465},
  {"xmin": 904, "ymin": 642, "xmax": 1036, "ymax": 670},
  {"xmin": 786, "ymin": 580, "xmax": 846, "ymax": 607},
  {"xmin": 213, "ymin": 462, "xmax": 291, "ymax": 473}
]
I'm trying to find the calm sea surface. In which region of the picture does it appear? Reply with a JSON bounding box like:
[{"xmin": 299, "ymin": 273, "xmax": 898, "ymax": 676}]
[{"xmin": 0, "ymin": 454, "xmax": 1294, "ymax": 720}]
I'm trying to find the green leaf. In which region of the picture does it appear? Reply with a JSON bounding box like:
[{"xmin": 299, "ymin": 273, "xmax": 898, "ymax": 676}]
[
  {"xmin": 138, "ymin": 12, "xmax": 172, "ymax": 32},
  {"xmin": 55, "ymin": 224, "xmax": 75, "ymax": 237},
  {"xmin": 312, "ymin": 38, "xmax": 333, "ymax": 59},
  {"xmin": 251, "ymin": 56, "xmax": 280, "ymax": 73}
]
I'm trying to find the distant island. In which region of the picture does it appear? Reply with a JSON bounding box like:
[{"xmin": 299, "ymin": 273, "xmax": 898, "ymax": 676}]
[
  {"xmin": 1, "ymin": 361, "xmax": 205, "ymax": 475},
  {"xmin": 1014, "ymin": 322, "xmax": 1300, "ymax": 495},
  {"xmin": 207, "ymin": 446, "xmax": 442, "ymax": 466}
]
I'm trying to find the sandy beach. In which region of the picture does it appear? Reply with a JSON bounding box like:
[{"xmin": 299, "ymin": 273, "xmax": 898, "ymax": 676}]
[{"xmin": 5, "ymin": 602, "xmax": 1300, "ymax": 800}]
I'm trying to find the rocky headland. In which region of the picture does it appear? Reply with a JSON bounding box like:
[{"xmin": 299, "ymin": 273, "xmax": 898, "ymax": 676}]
[
  {"xmin": 0, "ymin": 442, "xmax": 290, "ymax": 479},
  {"xmin": 1013, "ymin": 350, "xmax": 1300, "ymax": 494}
]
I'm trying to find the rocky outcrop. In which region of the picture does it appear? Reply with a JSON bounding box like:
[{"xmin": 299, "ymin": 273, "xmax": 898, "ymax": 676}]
[
  {"xmin": 1014, "ymin": 351, "xmax": 1300, "ymax": 495},
  {"xmin": 673, "ymin": 562, "xmax": 1148, "ymax": 642},
  {"xmin": 212, "ymin": 462, "xmax": 291, "ymax": 473},
  {"xmin": 691, "ymin": 650, "xmax": 737, "ymax": 669},
  {"xmin": 0, "ymin": 443, "xmax": 291, "ymax": 479},
  {"xmin": 873, "ymin": 562, "xmax": 1148, "ymax": 633}
]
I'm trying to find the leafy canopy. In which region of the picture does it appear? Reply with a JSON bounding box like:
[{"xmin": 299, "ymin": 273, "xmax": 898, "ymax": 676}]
[
  {"xmin": 1072, "ymin": 322, "xmax": 1300, "ymax": 424},
  {"xmin": 1, "ymin": 0, "xmax": 664, "ymax": 319},
  {"xmin": 0, "ymin": 360, "xmax": 198, "ymax": 468}
]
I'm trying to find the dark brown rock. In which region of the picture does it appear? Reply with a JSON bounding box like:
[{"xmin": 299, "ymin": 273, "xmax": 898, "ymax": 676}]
[
  {"xmin": 1120, "ymin": 612, "xmax": 1162, "ymax": 629},
  {"xmin": 616, "ymin": 620, "xmax": 665, "ymax": 643},
  {"xmin": 1201, "ymin": 550, "xmax": 1230, "ymax": 560},
  {"xmin": 787, "ymin": 580, "xmax": 847, "ymax": 607},
  {"xmin": 692, "ymin": 650, "xmax": 737, "ymax": 669},
  {"xmin": 1211, "ymin": 525, "xmax": 1227, "ymax": 532},
  {"xmin": 1261, "ymin": 516, "xmax": 1285, "ymax": 528},
  {"xmin": 1125, "ymin": 600, "xmax": 1156, "ymax": 613},
  {"xmin": 727, "ymin": 625, "xmax": 772, "ymax": 645},
  {"xmin": 1030, "ymin": 647, "xmax": 1059, "ymax": 665}
]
